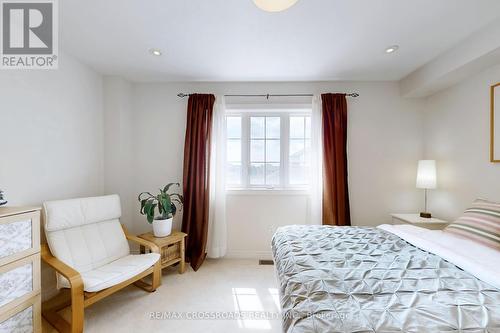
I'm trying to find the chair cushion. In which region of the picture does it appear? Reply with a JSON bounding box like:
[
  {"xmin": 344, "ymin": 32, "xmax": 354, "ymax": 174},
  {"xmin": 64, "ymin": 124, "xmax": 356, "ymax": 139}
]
[
  {"xmin": 58, "ymin": 253, "xmax": 161, "ymax": 292},
  {"xmin": 43, "ymin": 195, "xmax": 131, "ymax": 289},
  {"xmin": 444, "ymin": 198, "xmax": 500, "ymax": 250},
  {"xmin": 44, "ymin": 195, "xmax": 122, "ymax": 232},
  {"xmin": 46, "ymin": 219, "xmax": 130, "ymax": 273}
]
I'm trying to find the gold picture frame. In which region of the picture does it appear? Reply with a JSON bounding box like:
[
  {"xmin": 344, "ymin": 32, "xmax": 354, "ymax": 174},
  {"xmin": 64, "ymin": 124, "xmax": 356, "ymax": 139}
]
[{"xmin": 491, "ymin": 83, "xmax": 500, "ymax": 162}]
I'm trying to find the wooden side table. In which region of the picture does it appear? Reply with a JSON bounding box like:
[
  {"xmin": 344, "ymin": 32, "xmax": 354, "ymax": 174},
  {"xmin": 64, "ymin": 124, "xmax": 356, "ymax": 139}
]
[
  {"xmin": 138, "ymin": 231, "xmax": 187, "ymax": 274},
  {"xmin": 391, "ymin": 213, "xmax": 448, "ymax": 230}
]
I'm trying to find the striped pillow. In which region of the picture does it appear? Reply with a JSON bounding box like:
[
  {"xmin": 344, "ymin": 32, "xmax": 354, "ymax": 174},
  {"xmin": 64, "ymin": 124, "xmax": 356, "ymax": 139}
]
[{"xmin": 444, "ymin": 199, "xmax": 500, "ymax": 250}]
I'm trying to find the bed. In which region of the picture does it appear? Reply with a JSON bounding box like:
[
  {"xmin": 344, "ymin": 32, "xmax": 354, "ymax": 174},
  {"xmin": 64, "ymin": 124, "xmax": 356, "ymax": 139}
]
[{"xmin": 272, "ymin": 224, "xmax": 500, "ymax": 332}]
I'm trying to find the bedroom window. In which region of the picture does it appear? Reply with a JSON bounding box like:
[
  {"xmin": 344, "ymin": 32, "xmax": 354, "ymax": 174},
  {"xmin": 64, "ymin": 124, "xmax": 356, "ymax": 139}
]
[
  {"xmin": 249, "ymin": 116, "xmax": 281, "ymax": 186},
  {"xmin": 225, "ymin": 110, "xmax": 311, "ymax": 190},
  {"xmin": 226, "ymin": 116, "xmax": 243, "ymax": 185},
  {"xmin": 289, "ymin": 116, "xmax": 311, "ymax": 185}
]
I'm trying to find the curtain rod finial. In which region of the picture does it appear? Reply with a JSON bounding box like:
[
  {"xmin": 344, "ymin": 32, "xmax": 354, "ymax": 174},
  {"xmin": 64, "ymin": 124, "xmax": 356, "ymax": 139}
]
[{"xmin": 177, "ymin": 93, "xmax": 189, "ymax": 98}]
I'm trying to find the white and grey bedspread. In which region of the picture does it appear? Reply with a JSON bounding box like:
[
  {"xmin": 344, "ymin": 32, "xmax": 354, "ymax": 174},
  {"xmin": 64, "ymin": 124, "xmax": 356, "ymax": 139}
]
[{"xmin": 271, "ymin": 225, "xmax": 500, "ymax": 333}]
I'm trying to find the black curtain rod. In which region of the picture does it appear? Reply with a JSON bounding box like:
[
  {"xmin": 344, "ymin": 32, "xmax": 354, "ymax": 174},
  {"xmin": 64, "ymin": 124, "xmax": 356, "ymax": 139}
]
[{"xmin": 177, "ymin": 92, "xmax": 359, "ymax": 99}]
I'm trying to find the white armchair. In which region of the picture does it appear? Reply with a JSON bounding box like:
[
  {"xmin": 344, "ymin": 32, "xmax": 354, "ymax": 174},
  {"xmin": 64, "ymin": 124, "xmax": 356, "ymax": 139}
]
[{"xmin": 41, "ymin": 195, "xmax": 161, "ymax": 333}]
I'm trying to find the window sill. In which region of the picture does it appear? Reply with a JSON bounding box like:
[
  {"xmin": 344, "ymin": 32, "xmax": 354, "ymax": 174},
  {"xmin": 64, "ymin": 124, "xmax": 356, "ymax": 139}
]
[{"xmin": 226, "ymin": 188, "xmax": 309, "ymax": 196}]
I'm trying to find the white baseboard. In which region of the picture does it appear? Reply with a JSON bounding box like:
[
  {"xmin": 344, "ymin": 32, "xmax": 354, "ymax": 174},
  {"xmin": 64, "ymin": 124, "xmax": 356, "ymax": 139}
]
[
  {"xmin": 224, "ymin": 250, "xmax": 273, "ymax": 259},
  {"xmin": 131, "ymin": 248, "xmax": 273, "ymax": 260}
]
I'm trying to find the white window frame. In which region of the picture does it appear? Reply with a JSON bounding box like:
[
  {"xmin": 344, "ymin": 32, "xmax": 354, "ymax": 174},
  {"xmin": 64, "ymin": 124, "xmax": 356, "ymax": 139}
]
[{"xmin": 225, "ymin": 107, "xmax": 311, "ymax": 192}]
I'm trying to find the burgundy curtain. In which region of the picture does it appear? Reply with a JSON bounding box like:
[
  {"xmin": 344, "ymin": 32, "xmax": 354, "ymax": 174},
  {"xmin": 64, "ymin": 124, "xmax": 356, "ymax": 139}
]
[
  {"xmin": 181, "ymin": 94, "xmax": 215, "ymax": 271},
  {"xmin": 321, "ymin": 93, "xmax": 351, "ymax": 226}
]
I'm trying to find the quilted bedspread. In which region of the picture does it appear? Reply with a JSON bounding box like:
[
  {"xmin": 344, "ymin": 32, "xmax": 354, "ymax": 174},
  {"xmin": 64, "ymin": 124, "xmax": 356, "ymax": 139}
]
[{"xmin": 271, "ymin": 225, "xmax": 500, "ymax": 333}]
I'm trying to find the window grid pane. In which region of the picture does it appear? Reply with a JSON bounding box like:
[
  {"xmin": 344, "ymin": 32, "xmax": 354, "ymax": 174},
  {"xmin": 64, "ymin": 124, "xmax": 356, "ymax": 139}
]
[
  {"xmin": 250, "ymin": 162, "xmax": 265, "ymax": 185},
  {"xmin": 290, "ymin": 116, "xmax": 305, "ymax": 139},
  {"xmin": 226, "ymin": 116, "xmax": 242, "ymax": 186},
  {"xmin": 266, "ymin": 139, "xmax": 280, "ymax": 163},
  {"xmin": 227, "ymin": 139, "xmax": 241, "ymax": 162},
  {"xmin": 305, "ymin": 117, "xmax": 311, "ymax": 139},
  {"xmin": 289, "ymin": 116, "xmax": 311, "ymax": 185},
  {"xmin": 251, "ymin": 117, "xmax": 265, "ymax": 139},
  {"xmin": 227, "ymin": 162, "xmax": 242, "ymax": 185},
  {"xmin": 227, "ymin": 116, "xmax": 242, "ymax": 139},
  {"xmin": 289, "ymin": 139, "xmax": 305, "ymax": 163},
  {"xmin": 250, "ymin": 116, "xmax": 281, "ymax": 186},
  {"xmin": 266, "ymin": 117, "xmax": 280, "ymax": 139},
  {"xmin": 266, "ymin": 163, "xmax": 280, "ymax": 185},
  {"xmin": 225, "ymin": 112, "xmax": 311, "ymax": 189},
  {"xmin": 250, "ymin": 139, "xmax": 265, "ymax": 162}
]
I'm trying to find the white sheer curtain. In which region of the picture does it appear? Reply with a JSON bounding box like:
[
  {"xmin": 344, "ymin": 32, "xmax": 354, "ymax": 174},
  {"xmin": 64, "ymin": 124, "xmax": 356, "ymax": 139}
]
[
  {"xmin": 207, "ymin": 95, "xmax": 227, "ymax": 258},
  {"xmin": 308, "ymin": 94, "xmax": 323, "ymax": 225}
]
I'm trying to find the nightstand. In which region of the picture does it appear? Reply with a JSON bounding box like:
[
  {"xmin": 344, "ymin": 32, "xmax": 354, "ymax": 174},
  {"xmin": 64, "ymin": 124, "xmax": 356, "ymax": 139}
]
[
  {"xmin": 391, "ymin": 213, "xmax": 448, "ymax": 230},
  {"xmin": 138, "ymin": 231, "xmax": 187, "ymax": 274}
]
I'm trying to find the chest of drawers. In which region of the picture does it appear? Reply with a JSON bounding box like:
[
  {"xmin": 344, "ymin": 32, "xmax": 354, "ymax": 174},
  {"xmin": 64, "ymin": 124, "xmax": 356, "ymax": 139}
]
[{"xmin": 0, "ymin": 207, "xmax": 41, "ymax": 333}]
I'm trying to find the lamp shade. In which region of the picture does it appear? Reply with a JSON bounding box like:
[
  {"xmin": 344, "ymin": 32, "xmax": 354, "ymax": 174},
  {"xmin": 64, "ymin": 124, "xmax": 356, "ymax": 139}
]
[
  {"xmin": 253, "ymin": 0, "xmax": 299, "ymax": 12},
  {"xmin": 416, "ymin": 160, "xmax": 437, "ymax": 189}
]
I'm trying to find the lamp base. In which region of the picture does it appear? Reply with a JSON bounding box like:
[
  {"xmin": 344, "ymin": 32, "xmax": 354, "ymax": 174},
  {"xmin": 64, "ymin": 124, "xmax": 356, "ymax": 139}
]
[{"xmin": 420, "ymin": 212, "xmax": 432, "ymax": 219}]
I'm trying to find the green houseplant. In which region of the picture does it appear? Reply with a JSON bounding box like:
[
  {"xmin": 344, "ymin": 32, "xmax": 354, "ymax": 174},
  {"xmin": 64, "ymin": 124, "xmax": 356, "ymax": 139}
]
[
  {"xmin": 0, "ymin": 189, "xmax": 7, "ymax": 206},
  {"xmin": 138, "ymin": 183, "xmax": 183, "ymax": 237}
]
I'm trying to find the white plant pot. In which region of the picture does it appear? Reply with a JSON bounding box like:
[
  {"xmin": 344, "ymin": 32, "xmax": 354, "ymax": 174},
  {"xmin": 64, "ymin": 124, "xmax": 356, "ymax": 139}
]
[{"xmin": 152, "ymin": 217, "xmax": 173, "ymax": 237}]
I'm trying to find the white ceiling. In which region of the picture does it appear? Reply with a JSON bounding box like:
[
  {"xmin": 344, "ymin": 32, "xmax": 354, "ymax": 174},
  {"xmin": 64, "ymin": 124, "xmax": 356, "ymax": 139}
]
[{"xmin": 61, "ymin": 0, "xmax": 500, "ymax": 82}]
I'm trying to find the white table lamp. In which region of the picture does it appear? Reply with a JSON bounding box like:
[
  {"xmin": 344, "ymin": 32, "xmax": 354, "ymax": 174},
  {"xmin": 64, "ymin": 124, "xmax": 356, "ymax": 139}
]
[{"xmin": 416, "ymin": 160, "xmax": 436, "ymax": 218}]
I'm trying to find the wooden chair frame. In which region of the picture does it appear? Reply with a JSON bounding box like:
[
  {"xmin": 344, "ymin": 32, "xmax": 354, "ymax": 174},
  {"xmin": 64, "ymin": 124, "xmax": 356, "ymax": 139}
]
[{"xmin": 41, "ymin": 225, "xmax": 162, "ymax": 333}]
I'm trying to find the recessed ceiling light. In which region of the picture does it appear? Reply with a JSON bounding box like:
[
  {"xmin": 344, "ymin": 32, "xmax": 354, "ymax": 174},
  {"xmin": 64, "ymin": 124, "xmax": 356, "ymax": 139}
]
[
  {"xmin": 385, "ymin": 45, "xmax": 399, "ymax": 54},
  {"xmin": 253, "ymin": 0, "xmax": 298, "ymax": 12},
  {"xmin": 149, "ymin": 48, "xmax": 162, "ymax": 56}
]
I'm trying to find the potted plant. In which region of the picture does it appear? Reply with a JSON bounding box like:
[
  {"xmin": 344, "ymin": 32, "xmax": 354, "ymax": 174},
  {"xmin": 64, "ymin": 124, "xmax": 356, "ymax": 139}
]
[
  {"xmin": 138, "ymin": 183, "xmax": 183, "ymax": 237},
  {"xmin": 0, "ymin": 190, "xmax": 7, "ymax": 206},
  {"xmin": 0, "ymin": 189, "xmax": 7, "ymax": 206}
]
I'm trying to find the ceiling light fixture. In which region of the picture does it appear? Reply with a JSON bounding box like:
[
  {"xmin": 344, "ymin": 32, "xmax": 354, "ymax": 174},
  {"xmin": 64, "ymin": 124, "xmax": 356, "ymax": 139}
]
[
  {"xmin": 385, "ymin": 45, "xmax": 399, "ymax": 54},
  {"xmin": 149, "ymin": 48, "xmax": 162, "ymax": 56},
  {"xmin": 253, "ymin": 0, "xmax": 298, "ymax": 12}
]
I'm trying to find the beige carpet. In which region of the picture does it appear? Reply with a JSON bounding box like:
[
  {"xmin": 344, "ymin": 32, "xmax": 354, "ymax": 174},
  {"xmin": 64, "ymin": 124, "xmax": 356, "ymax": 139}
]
[{"xmin": 42, "ymin": 259, "xmax": 282, "ymax": 333}]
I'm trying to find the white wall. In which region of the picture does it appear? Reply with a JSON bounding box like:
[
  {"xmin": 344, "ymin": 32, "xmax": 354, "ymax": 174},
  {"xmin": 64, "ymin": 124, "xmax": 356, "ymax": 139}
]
[
  {"xmin": 130, "ymin": 83, "xmax": 188, "ymax": 234},
  {"xmin": 103, "ymin": 77, "xmax": 134, "ymax": 230},
  {"xmin": 0, "ymin": 68, "xmax": 427, "ymax": 262},
  {"xmin": 128, "ymin": 81, "xmax": 425, "ymax": 257},
  {"xmin": 0, "ymin": 53, "xmax": 104, "ymax": 206},
  {"xmin": 226, "ymin": 192, "xmax": 309, "ymax": 258},
  {"xmin": 423, "ymin": 63, "xmax": 500, "ymax": 220},
  {"xmin": 1, "ymin": 45, "xmax": 496, "ymax": 272},
  {"xmin": 0, "ymin": 53, "xmax": 105, "ymax": 299}
]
